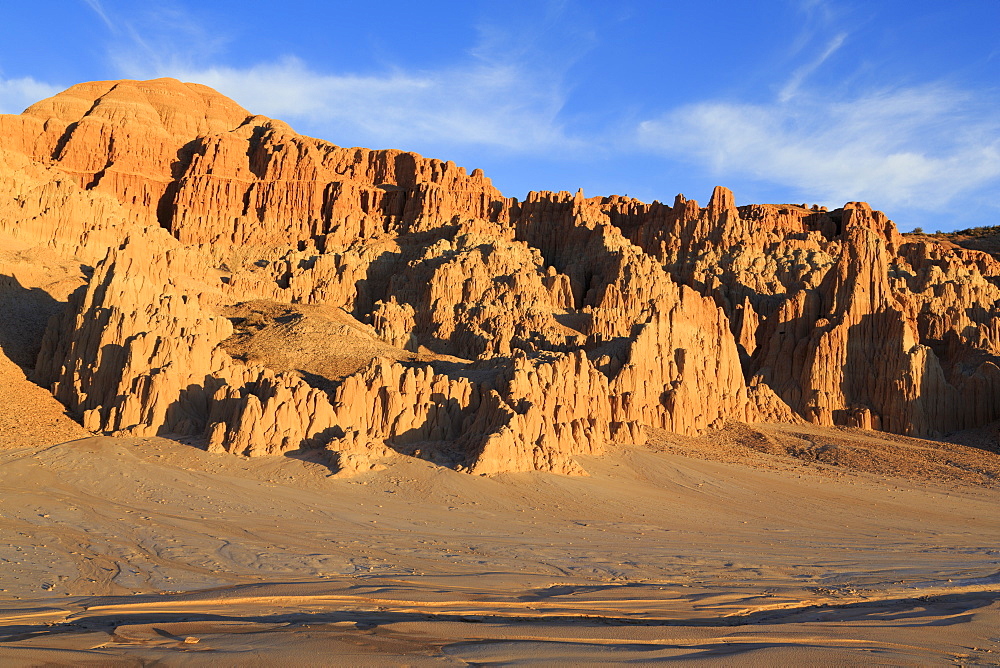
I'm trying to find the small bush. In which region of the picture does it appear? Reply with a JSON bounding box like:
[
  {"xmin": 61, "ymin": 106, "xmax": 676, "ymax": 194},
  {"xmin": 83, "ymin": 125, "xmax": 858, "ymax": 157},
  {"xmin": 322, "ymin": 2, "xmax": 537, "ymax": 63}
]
[{"xmin": 953, "ymin": 225, "xmax": 1000, "ymax": 237}]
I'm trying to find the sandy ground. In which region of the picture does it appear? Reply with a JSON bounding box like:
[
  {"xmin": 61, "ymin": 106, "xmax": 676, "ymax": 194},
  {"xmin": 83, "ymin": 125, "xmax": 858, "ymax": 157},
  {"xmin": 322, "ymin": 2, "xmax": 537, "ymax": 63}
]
[
  {"xmin": 0, "ymin": 351, "xmax": 88, "ymax": 451},
  {"xmin": 0, "ymin": 428, "xmax": 998, "ymax": 665},
  {"xmin": 0, "ymin": 239, "xmax": 90, "ymax": 450}
]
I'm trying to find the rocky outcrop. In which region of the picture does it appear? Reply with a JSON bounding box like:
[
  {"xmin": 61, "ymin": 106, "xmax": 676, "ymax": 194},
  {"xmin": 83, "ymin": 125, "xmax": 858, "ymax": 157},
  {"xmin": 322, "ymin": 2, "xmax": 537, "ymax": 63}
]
[
  {"xmin": 167, "ymin": 118, "xmax": 513, "ymax": 247},
  {"xmin": 32, "ymin": 239, "xmax": 628, "ymax": 474},
  {"xmin": 34, "ymin": 239, "xmax": 237, "ymax": 436},
  {"xmin": 5, "ymin": 78, "xmax": 1000, "ymax": 473},
  {"xmin": 749, "ymin": 203, "xmax": 1000, "ymax": 436}
]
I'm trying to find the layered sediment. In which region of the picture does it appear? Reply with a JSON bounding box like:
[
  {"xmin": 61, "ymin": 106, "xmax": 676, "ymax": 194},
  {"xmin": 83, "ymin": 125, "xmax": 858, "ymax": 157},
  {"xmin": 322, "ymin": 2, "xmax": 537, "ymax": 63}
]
[{"xmin": 2, "ymin": 78, "xmax": 998, "ymax": 474}]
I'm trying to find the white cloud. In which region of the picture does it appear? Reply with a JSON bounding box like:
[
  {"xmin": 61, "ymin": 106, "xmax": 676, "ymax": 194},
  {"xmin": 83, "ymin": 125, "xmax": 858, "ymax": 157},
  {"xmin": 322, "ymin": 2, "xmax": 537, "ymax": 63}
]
[
  {"xmin": 150, "ymin": 56, "xmax": 581, "ymax": 154},
  {"xmin": 79, "ymin": 0, "xmax": 583, "ymax": 156},
  {"xmin": 80, "ymin": 0, "xmax": 116, "ymax": 33},
  {"xmin": 0, "ymin": 76, "xmax": 61, "ymax": 114},
  {"xmin": 637, "ymin": 83, "xmax": 1000, "ymax": 211},
  {"xmin": 778, "ymin": 32, "xmax": 846, "ymax": 102}
]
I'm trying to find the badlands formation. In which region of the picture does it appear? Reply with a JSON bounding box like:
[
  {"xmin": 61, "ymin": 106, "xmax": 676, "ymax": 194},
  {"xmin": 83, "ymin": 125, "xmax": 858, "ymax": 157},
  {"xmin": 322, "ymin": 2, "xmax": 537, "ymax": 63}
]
[
  {"xmin": 1, "ymin": 79, "xmax": 999, "ymax": 663},
  {"xmin": 2, "ymin": 77, "xmax": 1000, "ymax": 473}
]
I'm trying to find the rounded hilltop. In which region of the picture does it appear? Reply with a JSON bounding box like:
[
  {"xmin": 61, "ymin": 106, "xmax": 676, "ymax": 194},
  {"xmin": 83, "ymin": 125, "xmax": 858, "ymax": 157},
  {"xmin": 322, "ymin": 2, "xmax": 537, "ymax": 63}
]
[{"xmin": 22, "ymin": 77, "xmax": 251, "ymax": 140}]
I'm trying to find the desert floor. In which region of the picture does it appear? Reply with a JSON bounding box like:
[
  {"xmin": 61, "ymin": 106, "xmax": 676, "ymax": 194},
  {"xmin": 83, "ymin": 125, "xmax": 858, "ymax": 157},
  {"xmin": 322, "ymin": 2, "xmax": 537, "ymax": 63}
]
[{"xmin": 0, "ymin": 422, "xmax": 998, "ymax": 666}]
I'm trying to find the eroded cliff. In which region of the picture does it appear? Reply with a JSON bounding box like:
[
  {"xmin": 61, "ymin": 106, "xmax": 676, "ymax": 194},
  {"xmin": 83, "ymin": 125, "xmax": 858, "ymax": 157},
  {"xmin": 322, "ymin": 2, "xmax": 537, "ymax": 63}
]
[{"xmin": 4, "ymin": 78, "xmax": 998, "ymax": 473}]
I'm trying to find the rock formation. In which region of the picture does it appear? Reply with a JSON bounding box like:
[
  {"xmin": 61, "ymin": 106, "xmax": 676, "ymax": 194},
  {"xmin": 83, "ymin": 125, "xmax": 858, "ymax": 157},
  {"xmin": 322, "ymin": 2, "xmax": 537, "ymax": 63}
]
[{"xmin": 2, "ymin": 78, "xmax": 999, "ymax": 474}]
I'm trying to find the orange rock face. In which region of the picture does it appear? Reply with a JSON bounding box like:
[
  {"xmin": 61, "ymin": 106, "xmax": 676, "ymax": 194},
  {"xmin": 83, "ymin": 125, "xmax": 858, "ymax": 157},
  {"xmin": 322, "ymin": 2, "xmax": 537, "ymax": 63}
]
[{"xmin": 4, "ymin": 78, "xmax": 999, "ymax": 473}]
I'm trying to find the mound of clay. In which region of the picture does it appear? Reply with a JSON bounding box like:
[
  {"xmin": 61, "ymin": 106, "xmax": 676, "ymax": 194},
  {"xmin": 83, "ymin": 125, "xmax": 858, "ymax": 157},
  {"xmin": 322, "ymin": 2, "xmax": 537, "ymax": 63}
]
[
  {"xmin": 219, "ymin": 300, "xmax": 423, "ymax": 386},
  {"xmin": 1, "ymin": 78, "xmax": 999, "ymax": 473}
]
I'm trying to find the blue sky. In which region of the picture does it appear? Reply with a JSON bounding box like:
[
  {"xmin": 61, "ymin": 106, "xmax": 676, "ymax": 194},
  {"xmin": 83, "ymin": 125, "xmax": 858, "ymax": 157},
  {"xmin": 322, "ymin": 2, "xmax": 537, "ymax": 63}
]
[{"xmin": 2, "ymin": 1, "xmax": 998, "ymax": 231}]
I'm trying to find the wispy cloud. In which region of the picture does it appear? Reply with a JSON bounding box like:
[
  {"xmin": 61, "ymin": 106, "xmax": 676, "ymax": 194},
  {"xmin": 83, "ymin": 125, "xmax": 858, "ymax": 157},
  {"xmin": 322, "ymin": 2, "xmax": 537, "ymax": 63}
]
[
  {"xmin": 633, "ymin": 0, "xmax": 1000, "ymax": 215},
  {"xmin": 66, "ymin": 0, "xmax": 997, "ymax": 226},
  {"xmin": 0, "ymin": 76, "xmax": 61, "ymax": 114},
  {"xmin": 160, "ymin": 56, "xmax": 580, "ymax": 153},
  {"xmin": 795, "ymin": 0, "xmax": 837, "ymax": 23},
  {"xmin": 87, "ymin": 0, "xmax": 585, "ymax": 155},
  {"xmin": 84, "ymin": 1, "xmax": 229, "ymax": 78},
  {"xmin": 80, "ymin": 0, "xmax": 116, "ymax": 33},
  {"xmin": 636, "ymin": 83, "xmax": 1000, "ymax": 211},
  {"xmin": 778, "ymin": 32, "xmax": 847, "ymax": 102}
]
